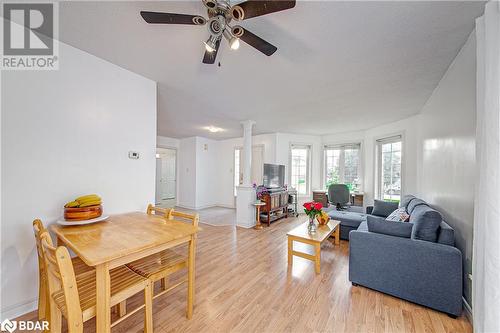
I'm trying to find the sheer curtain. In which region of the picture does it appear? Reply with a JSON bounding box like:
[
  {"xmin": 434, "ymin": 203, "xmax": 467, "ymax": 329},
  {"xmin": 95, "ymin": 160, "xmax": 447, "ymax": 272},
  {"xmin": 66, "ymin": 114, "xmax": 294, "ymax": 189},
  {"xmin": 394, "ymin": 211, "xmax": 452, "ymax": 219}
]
[{"xmin": 473, "ymin": 1, "xmax": 500, "ymax": 332}]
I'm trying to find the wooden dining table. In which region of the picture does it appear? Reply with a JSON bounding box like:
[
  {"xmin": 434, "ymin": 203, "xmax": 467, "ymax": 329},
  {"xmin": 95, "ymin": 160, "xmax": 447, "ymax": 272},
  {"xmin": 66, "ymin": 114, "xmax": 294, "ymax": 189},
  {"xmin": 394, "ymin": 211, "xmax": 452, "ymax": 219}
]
[{"xmin": 51, "ymin": 211, "xmax": 199, "ymax": 332}]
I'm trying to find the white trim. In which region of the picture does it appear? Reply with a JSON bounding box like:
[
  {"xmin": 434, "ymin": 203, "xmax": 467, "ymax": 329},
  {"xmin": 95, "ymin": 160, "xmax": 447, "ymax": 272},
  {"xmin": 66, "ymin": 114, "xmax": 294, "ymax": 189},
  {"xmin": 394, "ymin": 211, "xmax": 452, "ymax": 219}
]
[
  {"xmin": 1, "ymin": 298, "xmax": 37, "ymax": 321},
  {"xmin": 463, "ymin": 297, "xmax": 473, "ymax": 324},
  {"xmin": 289, "ymin": 142, "xmax": 313, "ymax": 196},
  {"xmin": 155, "ymin": 146, "xmax": 178, "ymax": 206},
  {"xmin": 374, "ymin": 131, "xmax": 405, "ymax": 200},
  {"xmin": 323, "ymin": 142, "xmax": 363, "ymax": 191}
]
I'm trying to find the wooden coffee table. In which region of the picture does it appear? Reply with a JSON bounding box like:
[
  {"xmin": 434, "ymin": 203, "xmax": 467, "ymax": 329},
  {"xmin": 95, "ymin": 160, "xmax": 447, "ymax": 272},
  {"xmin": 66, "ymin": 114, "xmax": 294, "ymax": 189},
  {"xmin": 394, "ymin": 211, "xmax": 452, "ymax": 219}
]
[{"xmin": 287, "ymin": 220, "xmax": 340, "ymax": 274}]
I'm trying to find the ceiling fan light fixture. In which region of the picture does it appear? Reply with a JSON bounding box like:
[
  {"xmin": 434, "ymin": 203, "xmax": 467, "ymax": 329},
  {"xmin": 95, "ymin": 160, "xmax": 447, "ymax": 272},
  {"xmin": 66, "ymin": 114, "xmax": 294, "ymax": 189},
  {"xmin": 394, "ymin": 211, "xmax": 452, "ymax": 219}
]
[
  {"xmin": 204, "ymin": 36, "xmax": 218, "ymax": 53},
  {"xmin": 230, "ymin": 38, "xmax": 240, "ymax": 50},
  {"xmin": 223, "ymin": 29, "xmax": 240, "ymax": 50}
]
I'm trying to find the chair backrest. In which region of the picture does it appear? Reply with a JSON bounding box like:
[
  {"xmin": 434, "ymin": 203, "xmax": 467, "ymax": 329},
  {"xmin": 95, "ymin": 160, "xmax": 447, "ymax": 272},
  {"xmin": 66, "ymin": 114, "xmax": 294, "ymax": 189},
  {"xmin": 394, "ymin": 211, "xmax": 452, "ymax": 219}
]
[
  {"xmin": 146, "ymin": 204, "xmax": 172, "ymax": 218},
  {"xmin": 33, "ymin": 219, "xmax": 47, "ymax": 276},
  {"xmin": 328, "ymin": 184, "xmax": 350, "ymax": 205},
  {"xmin": 40, "ymin": 232, "xmax": 83, "ymax": 331},
  {"xmin": 167, "ymin": 209, "xmax": 199, "ymax": 228}
]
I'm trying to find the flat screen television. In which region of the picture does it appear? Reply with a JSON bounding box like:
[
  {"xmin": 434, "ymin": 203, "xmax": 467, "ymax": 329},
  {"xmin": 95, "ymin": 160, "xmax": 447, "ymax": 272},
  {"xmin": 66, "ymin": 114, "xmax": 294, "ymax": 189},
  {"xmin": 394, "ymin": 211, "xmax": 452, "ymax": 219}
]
[{"xmin": 263, "ymin": 163, "xmax": 285, "ymax": 189}]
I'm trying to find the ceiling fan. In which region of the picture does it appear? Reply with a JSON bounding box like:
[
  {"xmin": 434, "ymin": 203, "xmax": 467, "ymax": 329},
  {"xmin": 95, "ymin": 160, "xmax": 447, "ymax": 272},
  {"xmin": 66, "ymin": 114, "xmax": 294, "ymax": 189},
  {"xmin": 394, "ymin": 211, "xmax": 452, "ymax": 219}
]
[{"xmin": 140, "ymin": 0, "xmax": 296, "ymax": 64}]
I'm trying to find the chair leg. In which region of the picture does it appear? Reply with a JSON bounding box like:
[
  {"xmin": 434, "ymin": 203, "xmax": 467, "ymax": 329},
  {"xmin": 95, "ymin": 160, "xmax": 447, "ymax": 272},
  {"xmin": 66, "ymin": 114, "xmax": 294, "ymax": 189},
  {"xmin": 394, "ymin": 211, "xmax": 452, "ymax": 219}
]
[
  {"xmin": 160, "ymin": 276, "xmax": 169, "ymax": 291},
  {"xmin": 49, "ymin": 298, "xmax": 62, "ymax": 333},
  {"xmin": 118, "ymin": 300, "xmax": 127, "ymax": 317},
  {"xmin": 144, "ymin": 282, "xmax": 154, "ymax": 333}
]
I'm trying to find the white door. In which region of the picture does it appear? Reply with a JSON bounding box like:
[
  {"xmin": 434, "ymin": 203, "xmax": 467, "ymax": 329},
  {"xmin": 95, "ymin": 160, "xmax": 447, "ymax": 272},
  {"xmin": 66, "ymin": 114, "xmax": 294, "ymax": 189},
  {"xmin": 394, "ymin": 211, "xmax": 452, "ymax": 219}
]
[{"xmin": 155, "ymin": 148, "xmax": 176, "ymax": 207}]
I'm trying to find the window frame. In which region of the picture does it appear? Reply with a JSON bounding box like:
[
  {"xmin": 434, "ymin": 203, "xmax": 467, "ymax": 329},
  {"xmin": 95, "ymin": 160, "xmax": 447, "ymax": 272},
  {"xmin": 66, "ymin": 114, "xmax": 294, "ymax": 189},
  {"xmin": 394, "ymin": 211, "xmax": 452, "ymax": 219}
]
[
  {"xmin": 289, "ymin": 143, "xmax": 312, "ymax": 197},
  {"xmin": 375, "ymin": 133, "xmax": 405, "ymax": 201},
  {"xmin": 323, "ymin": 142, "xmax": 363, "ymax": 191}
]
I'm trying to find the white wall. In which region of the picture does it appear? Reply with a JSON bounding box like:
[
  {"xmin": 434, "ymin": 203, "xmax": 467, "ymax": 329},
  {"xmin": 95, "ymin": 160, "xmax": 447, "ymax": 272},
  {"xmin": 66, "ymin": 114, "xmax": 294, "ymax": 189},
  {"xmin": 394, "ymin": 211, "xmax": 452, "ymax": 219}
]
[
  {"xmin": 157, "ymin": 135, "xmax": 180, "ymax": 149},
  {"xmin": 417, "ymin": 33, "xmax": 476, "ymax": 304},
  {"xmin": 195, "ymin": 137, "xmax": 217, "ymax": 209},
  {"xmin": 177, "ymin": 137, "xmax": 197, "ymax": 209},
  {"xmin": 1, "ymin": 41, "xmax": 156, "ymax": 319}
]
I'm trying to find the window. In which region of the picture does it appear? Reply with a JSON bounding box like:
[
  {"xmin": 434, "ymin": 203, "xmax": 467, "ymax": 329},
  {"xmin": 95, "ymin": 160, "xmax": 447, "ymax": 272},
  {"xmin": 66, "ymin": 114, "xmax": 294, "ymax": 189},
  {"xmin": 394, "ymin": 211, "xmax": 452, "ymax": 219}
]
[
  {"xmin": 290, "ymin": 145, "xmax": 311, "ymax": 196},
  {"xmin": 376, "ymin": 135, "xmax": 403, "ymax": 202},
  {"xmin": 324, "ymin": 143, "xmax": 361, "ymax": 192}
]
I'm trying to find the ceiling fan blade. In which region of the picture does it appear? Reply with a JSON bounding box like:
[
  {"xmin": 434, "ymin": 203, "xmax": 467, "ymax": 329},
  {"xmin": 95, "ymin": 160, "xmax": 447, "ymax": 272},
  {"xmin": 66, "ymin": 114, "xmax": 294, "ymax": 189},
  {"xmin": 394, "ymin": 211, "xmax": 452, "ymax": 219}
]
[
  {"xmin": 202, "ymin": 39, "xmax": 221, "ymax": 64},
  {"xmin": 231, "ymin": 0, "xmax": 296, "ymax": 21},
  {"xmin": 140, "ymin": 11, "xmax": 206, "ymax": 25},
  {"xmin": 232, "ymin": 26, "xmax": 277, "ymax": 56}
]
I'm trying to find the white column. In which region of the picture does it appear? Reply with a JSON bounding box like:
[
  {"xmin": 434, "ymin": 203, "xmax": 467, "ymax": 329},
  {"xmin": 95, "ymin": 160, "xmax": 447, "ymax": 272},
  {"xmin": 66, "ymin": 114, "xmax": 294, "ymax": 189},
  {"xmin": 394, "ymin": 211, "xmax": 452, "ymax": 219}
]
[
  {"xmin": 241, "ymin": 120, "xmax": 255, "ymax": 186},
  {"xmin": 236, "ymin": 120, "xmax": 256, "ymax": 228}
]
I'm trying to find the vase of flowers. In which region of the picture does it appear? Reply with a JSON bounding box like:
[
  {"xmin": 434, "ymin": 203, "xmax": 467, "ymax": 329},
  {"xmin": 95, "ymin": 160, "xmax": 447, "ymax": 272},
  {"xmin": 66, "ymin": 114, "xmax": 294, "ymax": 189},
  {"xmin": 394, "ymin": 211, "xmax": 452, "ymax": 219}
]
[
  {"xmin": 303, "ymin": 201, "xmax": 323, "ymax": 234},
  {"xmin": 253, "ymin": 183, "xmax": 268, "ymax": 201}
]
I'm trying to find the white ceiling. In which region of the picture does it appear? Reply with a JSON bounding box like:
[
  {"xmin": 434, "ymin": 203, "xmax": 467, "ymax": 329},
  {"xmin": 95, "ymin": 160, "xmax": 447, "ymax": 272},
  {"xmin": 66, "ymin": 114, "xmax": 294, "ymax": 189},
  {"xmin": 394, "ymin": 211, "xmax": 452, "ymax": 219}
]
[{"xmin": 59, "ymin": 1, "xmax": 484, "ymax": 139}]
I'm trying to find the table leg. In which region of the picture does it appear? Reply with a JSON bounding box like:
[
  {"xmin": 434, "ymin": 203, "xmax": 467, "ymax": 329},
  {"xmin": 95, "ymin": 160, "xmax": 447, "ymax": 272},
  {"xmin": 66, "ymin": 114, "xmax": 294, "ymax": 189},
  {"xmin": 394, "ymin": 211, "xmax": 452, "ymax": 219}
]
[
  {"xmin": 334, "ymin": 226, "xmax": 340, "ymax": 246},
  {"xmin": 314, "ymin": 243, "xmax": 321, "ymax": 274},
  {"xmin": 287, "ymin": 237, "xmax": 293, "ymax": 266},
  {"xmin": 96, "ymin": 263, "xmax": 111, "ymax": 332},
  {"xmin": 254, "ymin": 206, "xmax": 263, "ymax": 230},
  {"xmin": 187, "ymin": 235, "xmax": 195, "ymax": 319}
]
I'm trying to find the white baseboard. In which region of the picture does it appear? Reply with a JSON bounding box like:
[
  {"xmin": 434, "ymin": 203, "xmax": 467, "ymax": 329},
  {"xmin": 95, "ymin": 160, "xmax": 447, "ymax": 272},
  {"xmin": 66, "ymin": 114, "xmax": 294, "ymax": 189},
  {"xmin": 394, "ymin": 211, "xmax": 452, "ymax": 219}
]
[
  {"xmin": 1, "ymin": 298, "xmax": 37, "ymax": 321},
  {"xmin": 463, "ymin": 297, "xmax": 473, "ymax": 323},
  {"xmin": 176, "ymin": 204, "xmax": 236, "ymax": 210}
]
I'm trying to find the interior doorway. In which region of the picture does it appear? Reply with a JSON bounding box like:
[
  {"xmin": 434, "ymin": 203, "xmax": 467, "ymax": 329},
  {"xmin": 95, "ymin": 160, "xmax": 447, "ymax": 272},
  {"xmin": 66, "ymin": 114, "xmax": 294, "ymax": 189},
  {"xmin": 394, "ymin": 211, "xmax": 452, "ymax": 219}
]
[{"xmin": 155, "ymin": 147, "xmax": 177, "ymax": 208}]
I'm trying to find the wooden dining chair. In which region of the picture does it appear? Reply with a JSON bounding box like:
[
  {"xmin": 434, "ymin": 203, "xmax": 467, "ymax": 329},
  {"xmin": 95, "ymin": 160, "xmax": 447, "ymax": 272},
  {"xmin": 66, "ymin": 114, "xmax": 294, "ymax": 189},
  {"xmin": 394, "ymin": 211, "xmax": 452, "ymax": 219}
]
[
  {"xmin": 146, "ymin": 204, "xmax": 171, "ymax": 217},
  {"xmin": 40, "ymin": 232, "xmax": 154, "ymax": 333},
  {"xmin": 32, "ymin": 219, "xmax": 94, "ymax": 322},
  {"xmin": 126, "ymin": 206, "xmax": 199, "ymax": 317}
]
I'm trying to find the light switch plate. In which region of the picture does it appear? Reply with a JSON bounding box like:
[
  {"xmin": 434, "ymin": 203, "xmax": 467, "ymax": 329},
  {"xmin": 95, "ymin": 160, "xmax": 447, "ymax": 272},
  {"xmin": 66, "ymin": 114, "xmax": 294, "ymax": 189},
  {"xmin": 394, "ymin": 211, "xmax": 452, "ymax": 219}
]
[{"xmin": 128, "ymin": 151, "xmax": 140, "ymax": 159}]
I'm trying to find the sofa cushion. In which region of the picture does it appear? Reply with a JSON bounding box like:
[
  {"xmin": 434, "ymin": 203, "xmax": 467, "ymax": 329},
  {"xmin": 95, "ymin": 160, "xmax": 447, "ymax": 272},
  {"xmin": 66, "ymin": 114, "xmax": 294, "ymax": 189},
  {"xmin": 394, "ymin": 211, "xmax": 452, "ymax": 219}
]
[
  {"xmin": 437, "ymin": 221, "xmax": 455, "ymax": 246},
  {"xmin": 327, "ymin": 209, "xmax": 366, "ymax": 228},
  {"xmin": 371, "ymin": 200, "xmax": 399, "ymax": 218},
  {"xmin": 407, "ymin": 198, "xmax": 427, "ymax": 214},
  {"xmin": 386, "ymin": 207, "xmax": 410, "ymax": 222},
  {"xmin": 410, "ymin": 205, "xmax": 442, "ymax": 242},
  {"xmin": 366, "ymin": 215, "xmax": 413, "ymax": 238},
  {"xmin": 399, "ymin": 195, "xmax": 416, "ymax": 211}
]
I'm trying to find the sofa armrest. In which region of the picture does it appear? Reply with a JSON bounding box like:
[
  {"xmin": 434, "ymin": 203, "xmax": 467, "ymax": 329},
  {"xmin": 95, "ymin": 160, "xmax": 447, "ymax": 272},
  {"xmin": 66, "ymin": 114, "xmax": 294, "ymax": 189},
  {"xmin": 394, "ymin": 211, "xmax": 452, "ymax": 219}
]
[
  {"xmin": 349, "ymin": 230, "xmax": 462, "ymax": 316},
  {"xmin": 366, "ymin": 206, "xmax": 373, "ymax": 214}
]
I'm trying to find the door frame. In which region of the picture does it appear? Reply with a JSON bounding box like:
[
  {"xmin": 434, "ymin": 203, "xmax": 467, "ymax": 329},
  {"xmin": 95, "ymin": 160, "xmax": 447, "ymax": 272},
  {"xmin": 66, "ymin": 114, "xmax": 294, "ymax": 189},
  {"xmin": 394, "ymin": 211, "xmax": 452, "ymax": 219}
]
[{"xmin": 156, "ymin": 146, "xmax": 178, "ymax": 206}]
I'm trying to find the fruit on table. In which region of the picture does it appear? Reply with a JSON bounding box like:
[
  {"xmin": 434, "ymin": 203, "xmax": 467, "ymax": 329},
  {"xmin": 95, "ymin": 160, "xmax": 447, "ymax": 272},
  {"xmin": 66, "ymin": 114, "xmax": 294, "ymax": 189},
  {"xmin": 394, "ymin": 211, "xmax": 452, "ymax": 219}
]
[
  {"xmin": 64, "ymin": 194, "xmax": 102, "ymax": 208},
  {"xmin": 317, "ymin": 210, "xmax": 330, "ymax": 225}
]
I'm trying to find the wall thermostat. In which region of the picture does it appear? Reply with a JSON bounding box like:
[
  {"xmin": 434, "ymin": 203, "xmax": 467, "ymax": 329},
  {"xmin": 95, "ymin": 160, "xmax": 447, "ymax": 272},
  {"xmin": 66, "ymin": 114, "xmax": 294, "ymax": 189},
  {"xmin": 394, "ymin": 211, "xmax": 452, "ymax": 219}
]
[{"xmin": 128, "ymin": 151, "xmax": 140, "ymax": 159}]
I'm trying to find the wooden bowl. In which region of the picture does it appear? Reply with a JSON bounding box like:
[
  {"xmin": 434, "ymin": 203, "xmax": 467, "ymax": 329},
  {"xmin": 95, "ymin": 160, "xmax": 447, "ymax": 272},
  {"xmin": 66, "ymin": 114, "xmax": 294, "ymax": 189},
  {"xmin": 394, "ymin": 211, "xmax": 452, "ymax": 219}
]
[{"xmin": 64, "ymin": 205, "xmax": 102, "ymax": 221}]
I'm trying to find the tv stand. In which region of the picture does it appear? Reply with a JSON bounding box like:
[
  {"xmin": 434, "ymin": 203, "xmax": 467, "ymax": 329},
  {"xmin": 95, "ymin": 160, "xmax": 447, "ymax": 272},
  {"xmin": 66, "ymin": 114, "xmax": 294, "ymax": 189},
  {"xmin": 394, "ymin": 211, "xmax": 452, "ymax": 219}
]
[{"xmin": 260, "ymin": 189, "xmax": 289, "ymax": 226}]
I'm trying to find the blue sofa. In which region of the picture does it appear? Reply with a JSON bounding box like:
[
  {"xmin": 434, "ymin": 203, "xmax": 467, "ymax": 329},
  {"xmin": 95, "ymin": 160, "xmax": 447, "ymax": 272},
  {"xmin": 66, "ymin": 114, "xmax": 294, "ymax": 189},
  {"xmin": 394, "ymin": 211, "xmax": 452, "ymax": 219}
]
[
  {"xmin": 348, "ymin": 195, "xmax": 463, "ymax": 317},
  {"xmin": 327, "ymin": 200, "xmax": 399, "ymax": 240}
]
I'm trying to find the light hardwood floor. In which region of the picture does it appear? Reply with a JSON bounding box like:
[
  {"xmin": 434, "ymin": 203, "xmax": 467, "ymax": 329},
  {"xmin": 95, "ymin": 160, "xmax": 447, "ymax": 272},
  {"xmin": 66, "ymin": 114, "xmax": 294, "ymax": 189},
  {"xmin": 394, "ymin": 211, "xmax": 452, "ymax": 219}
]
[{"xmin": 19, "ymin": 216, "xmax": 472, "ymax": 332}]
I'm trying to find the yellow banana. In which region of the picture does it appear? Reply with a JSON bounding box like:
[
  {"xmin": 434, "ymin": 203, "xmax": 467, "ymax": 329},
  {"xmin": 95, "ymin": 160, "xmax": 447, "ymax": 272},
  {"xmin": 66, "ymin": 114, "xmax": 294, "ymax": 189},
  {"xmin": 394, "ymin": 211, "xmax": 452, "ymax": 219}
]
[
  {"xmin": 79, "ymin": 200, "xmax": 102, "ymax": 207},
  {"xmin": 64, "ymin": 201, "xmax": 80, "ymax": 208},
  {"xmin": 77, "ymin": 197, "xmax": 102, "ymax": 204},
  {"xmin": 75, "ymin": 194, "xmax": 100, "ymax": 202}
]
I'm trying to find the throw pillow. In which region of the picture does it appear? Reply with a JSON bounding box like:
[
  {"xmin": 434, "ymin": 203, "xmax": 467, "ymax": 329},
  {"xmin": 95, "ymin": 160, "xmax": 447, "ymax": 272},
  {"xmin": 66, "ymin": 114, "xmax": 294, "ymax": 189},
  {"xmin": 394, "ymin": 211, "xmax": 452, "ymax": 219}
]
[
  {"xmin": 371, "ymin": 200, "xmax": 399, "ymax": 218},
  {"xmin": 366, "ymin": 215, "xmax": 413, "ymax": 238},
  {"xmin": 386, "ymin": 207, "xmax": 410, "ymax": 222},
  {"xmin": 410, "ymin": 205, "xmax": 442, "ymax": 242}
]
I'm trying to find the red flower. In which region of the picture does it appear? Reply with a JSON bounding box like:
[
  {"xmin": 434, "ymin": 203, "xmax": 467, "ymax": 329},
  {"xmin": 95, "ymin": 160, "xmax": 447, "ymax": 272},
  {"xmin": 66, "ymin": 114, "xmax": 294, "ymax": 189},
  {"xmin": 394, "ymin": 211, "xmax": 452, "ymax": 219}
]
[
  {"xmin": 303, "ymin": 202, "xmax": 312, "ymax": 210},
  {"xmin": 314, "ymin": 202, "xmax": 323, "ymax": 210}
]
